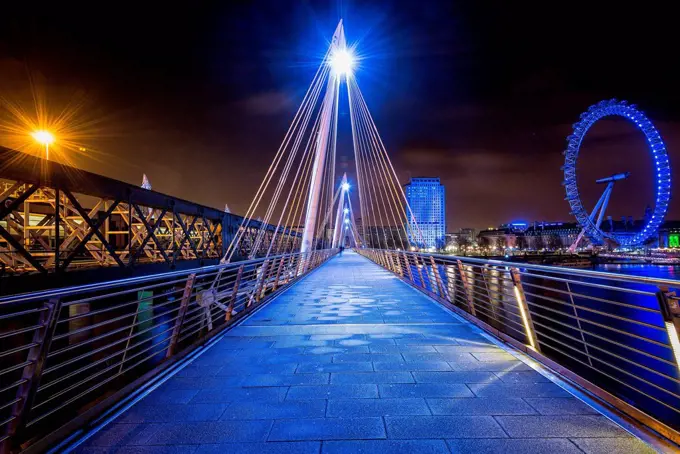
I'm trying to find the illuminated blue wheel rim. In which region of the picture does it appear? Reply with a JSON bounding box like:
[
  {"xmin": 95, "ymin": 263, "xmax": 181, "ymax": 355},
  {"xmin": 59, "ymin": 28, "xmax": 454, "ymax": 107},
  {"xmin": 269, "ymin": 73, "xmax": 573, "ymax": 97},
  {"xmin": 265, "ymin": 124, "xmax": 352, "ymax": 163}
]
[{"xmin": 563, "ymin": 99, "xmax": 671, "ymax": 247}]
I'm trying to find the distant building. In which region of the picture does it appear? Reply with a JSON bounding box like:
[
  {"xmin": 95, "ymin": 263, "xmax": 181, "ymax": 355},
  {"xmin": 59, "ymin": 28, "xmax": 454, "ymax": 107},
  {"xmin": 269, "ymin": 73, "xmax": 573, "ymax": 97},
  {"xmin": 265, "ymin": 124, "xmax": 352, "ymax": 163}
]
[
  {"xmin": 405, "ymin": 177, "xmax": 446, "ymax": 249},
  {"xmin": 446, "ymin": 228, "xmax": 478, "ymax": 252}
]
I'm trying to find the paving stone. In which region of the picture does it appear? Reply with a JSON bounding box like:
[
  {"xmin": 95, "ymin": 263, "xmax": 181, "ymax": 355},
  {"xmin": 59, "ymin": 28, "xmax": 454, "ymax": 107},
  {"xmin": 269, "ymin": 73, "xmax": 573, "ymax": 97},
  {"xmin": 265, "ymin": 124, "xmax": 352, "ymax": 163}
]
[
  {"xmin": 493, "ymin": 371, "xmax": 551, "ymax": 384},
  {"xmin": 161, "ymin": 376, "xmax": 244, "ymax": 389},
  {"xmin": 326, "ymin": 398, "xmax": 430, "ymax": 417},
  {"xmin": 373, "ymin": 361, "xmax": 452, "ymax": 371},
  {"xmin": 84, "ymin": 423, "xmax": 162, "ymax": 447},
  {"xmin": 116, "ymin": 403, "xmax": 227, "ymax": 423},
  {"xmin": 446, "ymin": 438, "xmax": 583, "ymax": 454},
  {"xmin": 570, "ymin": 437, "xmax": 657, "ymax": 454},
  {"xmin": 191, "ymin": 386, "xmax": 288, "ymax": 403},
  {"xmin": 197, "ymin": 442, "xmax": 321, "ymax": 454},
  {"xmin": 95, "ymin": 251, "xmax": 645, "ymax": 450},
  {"xmin": 495, "ymin": 415, "xmax": 629, "ymax": 438},
  {"xmin": 449, "ymin": 360, "xmax": 532, "ymax": 372},
  {"xmin": 427, "ymin": 398, "xmax": 536, "ymax": 415},
  {"xmin": 523, "ymin": 397, "xmax": 599, "ymax": 415},
  {"xmin": 219, "ymin": 400, "xmax": 326, "ymax": 419},
  {"xmin": 332, "ymin": 353, "xmax": 404, "ymax": 363},
  {"xmin": 467, "ymin": 382, "xmax": 572, "ymax": 398},
  {"xmin": 379, "ymin": 383, "xmax": 474, "ymax": 398},
  {"xmin": 268, "ymin": 417, "xmax": 386, "ymax": 441},
  {"xmin": 385, "ymin": 415, "xmax": 507, "ymax": 439},
  {"xmin": 138, "ymin": 389, "xmax": 198, "ymax": 405},
  {"xmin": 369, "ymin": 344, "xmax": 437, "ymax": 353},
  {"xmin": 216, "ymin": 363, "xmax": 298, "ymax": 375},
  {"xmin": 145, "ymin": 420, "xmax": 272, "ymax": 444},
  {"xmin": 434, "ymin": 345, "xmax": 501, "ymax": 353},
  {"xmin": 472, "ymin": 352, "xmax": 516, "ymax": 361},
  {"xmin": 242, "ymin": 373, "xmax": 329, "ymax": 386},
  {"xmin": 78, "ymin": 447, "xmax": 200, "ymax": 454},
  {"xmin": 322, "ymin": 440, "xmax": 450, "ymax": 454},
  {"xmin": 413, "ymin": 371, "xmax": 499, "ymax": 383},
  {"xmin": 330, "ymin": 371, "xmax": 415, "ymax": 384},
  {"xmin": 296, "ymin": 362, "xmax": 373, "ymax": 373},
  {"xmin": 287, "ymin": 384, "xmax": 379, "ymax": 399}
]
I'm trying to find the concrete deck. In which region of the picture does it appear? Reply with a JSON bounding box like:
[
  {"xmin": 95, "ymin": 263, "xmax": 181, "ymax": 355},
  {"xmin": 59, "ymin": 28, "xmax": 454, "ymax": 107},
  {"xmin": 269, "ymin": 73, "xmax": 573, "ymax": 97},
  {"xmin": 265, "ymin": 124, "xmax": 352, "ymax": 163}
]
[{"xmin": 75, "ymin": 251, "xmax": 654, "ymax": 453}]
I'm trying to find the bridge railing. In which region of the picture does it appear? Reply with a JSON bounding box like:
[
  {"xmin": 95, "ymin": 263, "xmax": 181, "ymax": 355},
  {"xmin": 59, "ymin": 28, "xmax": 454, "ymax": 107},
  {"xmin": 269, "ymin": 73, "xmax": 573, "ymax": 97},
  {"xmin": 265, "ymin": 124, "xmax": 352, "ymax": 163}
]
[
  {"xmin": 358, "ymin": 248, "xmax": 680, "ymax": 443},
  {"xmin": 0, "ymin": 248, "xmax": 336, "ymax": 453}
]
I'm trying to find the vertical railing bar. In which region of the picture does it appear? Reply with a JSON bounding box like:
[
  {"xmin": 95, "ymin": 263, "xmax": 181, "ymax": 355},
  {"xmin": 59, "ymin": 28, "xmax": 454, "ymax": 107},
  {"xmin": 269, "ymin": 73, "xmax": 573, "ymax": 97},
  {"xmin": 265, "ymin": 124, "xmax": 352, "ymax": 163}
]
[
  {"xmin": 5, "ymin": 297, "xmax": 61, "ymax": 452},
  {"xmin": 166, "ymin": 273, "xmax": 196, "ymax": 357}
]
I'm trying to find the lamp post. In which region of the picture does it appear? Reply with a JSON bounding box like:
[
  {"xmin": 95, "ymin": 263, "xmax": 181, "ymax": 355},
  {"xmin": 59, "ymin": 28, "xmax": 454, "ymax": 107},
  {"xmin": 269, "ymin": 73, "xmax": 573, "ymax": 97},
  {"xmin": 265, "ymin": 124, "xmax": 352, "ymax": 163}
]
[{"xmin": 31, "ymin": 130, "xmax": 55, "ymax": 160}]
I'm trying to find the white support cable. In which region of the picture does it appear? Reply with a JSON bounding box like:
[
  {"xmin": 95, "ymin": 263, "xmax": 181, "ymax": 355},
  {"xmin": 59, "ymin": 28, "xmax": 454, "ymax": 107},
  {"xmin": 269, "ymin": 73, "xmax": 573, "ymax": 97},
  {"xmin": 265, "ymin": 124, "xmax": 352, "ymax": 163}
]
[
  {"xmin": 283, "ymin": 126, "xmax": 320, "ymax": 253},
  {"xmin": 252, "ymin": 64, "xmax": 331, "ymax": 252},
  {"xmin": 351, "ymin": 79, "xmax": 426, "ymax": 248},
  {"xmin": 346, "ymin": 72, "xmax": 367, "ymax": 246},
  {"xmin": 346, "ymin": 193, "xmax": 363, "ymax": 246},
  {"xmin": 348, "ymin": 79, "xmax": 374, "ymax": 246},
  {"xmin": 353, "ymin": 87, "xmax": 401, "ymax": 249},
  {"xmin": 266, "ymin": 101, "xmax": 326, "ymax": 257},
  {"xmin": 352, "ymin": 79, "xmax": 407, "ymax": 250},
  {"xmin": 350, "ymin": 81, "xmax": 384, "ymax": 248},
  {"xmin": 251, "ymin": 67, "xmax": 330, "ymax": 257},
  {"xmin": 223, "ymin": 61, "xmax": 332, "ymax": 261}
]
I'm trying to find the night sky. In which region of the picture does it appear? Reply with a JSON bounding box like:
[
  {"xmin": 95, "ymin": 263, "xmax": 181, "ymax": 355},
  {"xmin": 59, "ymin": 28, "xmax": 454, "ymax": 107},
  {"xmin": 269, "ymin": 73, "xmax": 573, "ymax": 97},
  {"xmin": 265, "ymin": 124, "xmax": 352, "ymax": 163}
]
[{"xmin": 1, "ymin": 1, "xmax": 679, "ymax": 230}]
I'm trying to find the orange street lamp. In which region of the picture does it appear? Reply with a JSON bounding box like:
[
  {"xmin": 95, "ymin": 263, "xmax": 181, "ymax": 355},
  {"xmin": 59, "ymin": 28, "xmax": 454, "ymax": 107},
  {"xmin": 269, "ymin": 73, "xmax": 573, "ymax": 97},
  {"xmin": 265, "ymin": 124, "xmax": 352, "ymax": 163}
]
[{"xmin": 31, "ymin": 130, "xmax": 55, "ymax": 160}]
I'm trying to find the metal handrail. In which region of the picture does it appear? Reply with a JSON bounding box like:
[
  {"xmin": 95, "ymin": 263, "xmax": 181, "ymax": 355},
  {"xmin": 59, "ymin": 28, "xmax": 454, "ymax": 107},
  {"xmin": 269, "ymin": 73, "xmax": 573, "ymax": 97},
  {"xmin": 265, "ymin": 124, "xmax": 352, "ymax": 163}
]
[
  {"xmin": 358, "ymin": 248, "xmax": 680, "ymax": 443},
  {"xmin": 0, "ymin": 248, "xmax": 337, "ymax": 453}
]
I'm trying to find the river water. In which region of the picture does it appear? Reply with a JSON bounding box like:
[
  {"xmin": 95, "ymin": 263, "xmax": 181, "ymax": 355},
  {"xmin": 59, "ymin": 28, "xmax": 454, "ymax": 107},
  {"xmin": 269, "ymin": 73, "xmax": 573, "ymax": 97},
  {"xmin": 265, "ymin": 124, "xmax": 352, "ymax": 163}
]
[{"xmin": 593, "ymin": 263, "xmax": 680, "ymax": 280}]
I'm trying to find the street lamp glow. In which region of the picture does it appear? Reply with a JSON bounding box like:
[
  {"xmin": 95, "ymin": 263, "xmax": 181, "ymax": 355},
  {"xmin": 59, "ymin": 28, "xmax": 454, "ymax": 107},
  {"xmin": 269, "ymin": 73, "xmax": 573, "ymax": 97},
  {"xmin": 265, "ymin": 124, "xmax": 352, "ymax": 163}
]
[
  {"xmin": 31, "ymin": 130, "xmax": 55, "ymax": 160},
  {"xmin": 343, "ymin": 208, "xmax": 349, "ymax": 214},
  {"xmin": 330, "ymin": 48, "xmax": 354, "ymax": 76},
  {"xmin": 32, "ymin": 130, "xmax": 55, "ymax": 146},
  {"xmin": 341, "ymin": 182, "xmax": 350, "ymax": 191}
]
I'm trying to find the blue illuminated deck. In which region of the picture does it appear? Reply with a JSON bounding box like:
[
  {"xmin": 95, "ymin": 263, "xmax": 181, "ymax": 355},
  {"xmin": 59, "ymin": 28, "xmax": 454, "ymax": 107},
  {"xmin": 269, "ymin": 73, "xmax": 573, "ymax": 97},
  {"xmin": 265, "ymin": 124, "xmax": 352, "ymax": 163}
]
[{"xmin": 74, "ymin": 251, "xmax": 652, "ymax": 453}]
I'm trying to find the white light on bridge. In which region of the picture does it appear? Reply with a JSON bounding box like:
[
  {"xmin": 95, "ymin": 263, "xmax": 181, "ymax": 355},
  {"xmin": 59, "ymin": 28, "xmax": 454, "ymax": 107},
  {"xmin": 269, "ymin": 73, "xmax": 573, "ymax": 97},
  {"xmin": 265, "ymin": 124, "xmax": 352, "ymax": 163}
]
[
  {"xmin": 330, "ymin": 49, "xmax": 355, "ymax": 76},
  {"xmin": 341, "ymin": 182, "xmax": 351, "ymax": 191}
]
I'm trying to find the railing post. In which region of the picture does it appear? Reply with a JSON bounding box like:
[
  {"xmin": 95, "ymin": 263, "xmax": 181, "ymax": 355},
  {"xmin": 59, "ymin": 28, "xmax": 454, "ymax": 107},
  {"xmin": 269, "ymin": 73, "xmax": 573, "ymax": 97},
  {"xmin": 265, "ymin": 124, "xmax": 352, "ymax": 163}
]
[
  {"xmin": 429, "ymin": 256, "xmax": 449, "ymax": 301},
  {"xmin": 657, "ymin": 286, "xmax": 680, "ymax": 369},
  {"xmin": 414, "ymin": 254, "xmax": 426, "ymax": 289},
  {"xmin": 456, "ymin": 260, "xmax": 476, "ymax": 316},
  {"xmin": 6, "ymin": 298, "xmax": 61, "ymax": 452},
  {"xmin": 251, "ymin": 259, "xmax": 270, "ymax": 306},
  {"xmin": 166, "ymin": 273, "xmax": 196, "ymax": 358},
  {"xmin": 403, "ymin": 252, "xmax": 414, "ymax": 282},
  {"xmin": 509, "ymin": 267, "xmax": 540, "ymax": 352},
  {"xmin": 225, "ymin": 265, "xmax": 244, "ymax": 321},
  {"xmin": 273, "ymin": 255, "xmax": 286, "ymax": 291},
  {"xmin": 386, "ymin": 251, "xmax": 395, "ymax": 273}
]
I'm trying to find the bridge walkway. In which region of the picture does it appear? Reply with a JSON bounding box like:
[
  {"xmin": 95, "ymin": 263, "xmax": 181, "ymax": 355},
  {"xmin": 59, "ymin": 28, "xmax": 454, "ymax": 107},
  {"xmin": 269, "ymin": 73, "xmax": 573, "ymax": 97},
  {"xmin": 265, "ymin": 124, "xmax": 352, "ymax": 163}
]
[{"xmin": 74, "ymin": 251, "xmax": 653, "ymax": 453}]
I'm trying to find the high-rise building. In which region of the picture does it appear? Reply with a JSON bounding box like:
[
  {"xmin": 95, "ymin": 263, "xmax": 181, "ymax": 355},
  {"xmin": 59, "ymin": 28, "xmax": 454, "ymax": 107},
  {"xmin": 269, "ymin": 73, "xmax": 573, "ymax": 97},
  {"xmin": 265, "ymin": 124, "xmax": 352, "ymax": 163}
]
[{"xmin": 404, "ymin": 177, "xmax": 446, "ymax": 249}]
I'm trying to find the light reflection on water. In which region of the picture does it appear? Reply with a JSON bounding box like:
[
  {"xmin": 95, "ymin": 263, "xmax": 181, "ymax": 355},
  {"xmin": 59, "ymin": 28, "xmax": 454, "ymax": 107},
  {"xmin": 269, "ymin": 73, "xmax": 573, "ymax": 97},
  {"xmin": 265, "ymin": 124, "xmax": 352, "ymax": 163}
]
[{"xmin": 593, "ymin": 264, "xmax": 680, "ymax": 280}]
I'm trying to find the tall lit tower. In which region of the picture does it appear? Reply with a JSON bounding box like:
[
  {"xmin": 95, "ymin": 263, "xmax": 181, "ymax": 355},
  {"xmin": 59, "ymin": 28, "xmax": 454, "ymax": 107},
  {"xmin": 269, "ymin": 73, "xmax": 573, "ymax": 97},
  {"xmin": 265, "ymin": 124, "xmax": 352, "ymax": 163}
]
[
  {"xmin": 404, "ymin": 177, "xmax": 446, "ymax": 249},
  {"xmin": 300, "ymin": 21, "xmax": 351, "ymax": 254}
]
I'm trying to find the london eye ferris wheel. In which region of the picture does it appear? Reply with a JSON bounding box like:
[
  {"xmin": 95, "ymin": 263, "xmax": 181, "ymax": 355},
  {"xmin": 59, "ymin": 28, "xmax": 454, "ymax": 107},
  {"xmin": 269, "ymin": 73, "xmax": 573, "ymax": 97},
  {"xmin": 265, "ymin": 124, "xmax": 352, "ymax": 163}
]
[{"xmin": 563, "ymin": 99, "xmax": 671, "ymax": 249}]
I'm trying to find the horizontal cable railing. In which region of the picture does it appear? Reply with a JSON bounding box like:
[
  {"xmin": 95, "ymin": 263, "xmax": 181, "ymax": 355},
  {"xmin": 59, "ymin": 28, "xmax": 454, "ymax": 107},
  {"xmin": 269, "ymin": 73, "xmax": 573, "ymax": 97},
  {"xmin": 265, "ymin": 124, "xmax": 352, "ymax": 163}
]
[
  {"xmin": 0, "ymin": 248, "xmax": 336, "ymax": 453},
  {"xmin": 359, "ymin": 248, "xmax": 680, "ymax": 443}
]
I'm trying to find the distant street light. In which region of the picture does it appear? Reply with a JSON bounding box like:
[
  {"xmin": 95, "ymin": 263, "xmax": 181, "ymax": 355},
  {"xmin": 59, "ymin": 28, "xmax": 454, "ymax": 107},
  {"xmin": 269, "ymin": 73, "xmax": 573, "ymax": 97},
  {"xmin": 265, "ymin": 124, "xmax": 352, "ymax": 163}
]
[
  {"xmin": 341, "ymin": 182, "xmax": 350, "ymax": 192},
  {"xmin": 31, "ymin": 130, "xmax": 55, "ymax": 160}
]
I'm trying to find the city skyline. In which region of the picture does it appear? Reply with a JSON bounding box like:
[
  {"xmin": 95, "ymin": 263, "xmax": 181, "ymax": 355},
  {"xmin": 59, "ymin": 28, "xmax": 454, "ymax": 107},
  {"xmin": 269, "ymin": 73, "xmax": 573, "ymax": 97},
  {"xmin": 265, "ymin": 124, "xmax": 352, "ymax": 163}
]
[{"xmin": 1, "ymin": 2, "xmax": 679, "ymax": 231}]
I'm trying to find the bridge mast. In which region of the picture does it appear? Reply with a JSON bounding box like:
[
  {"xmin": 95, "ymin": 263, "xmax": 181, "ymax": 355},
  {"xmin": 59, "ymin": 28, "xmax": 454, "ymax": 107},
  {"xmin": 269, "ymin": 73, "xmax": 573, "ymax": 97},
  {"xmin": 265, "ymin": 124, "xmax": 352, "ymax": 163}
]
[
  {"xmin": 332, "ymin": 173, "xmax": 349, "ymax": 248},
  {"xmin": 300, "ymin": 20, "xmax": 346, "ymax": 254}
]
